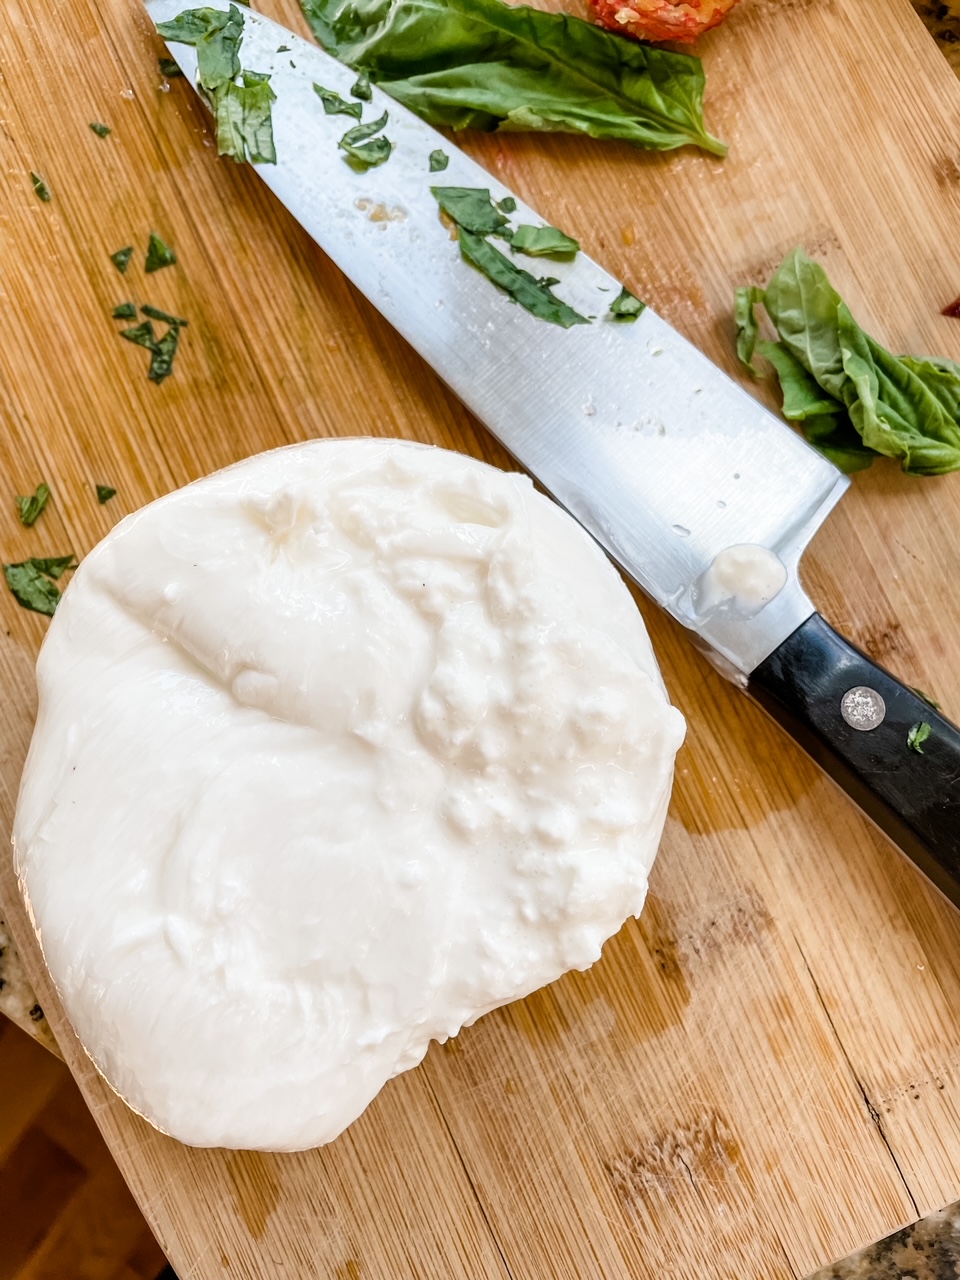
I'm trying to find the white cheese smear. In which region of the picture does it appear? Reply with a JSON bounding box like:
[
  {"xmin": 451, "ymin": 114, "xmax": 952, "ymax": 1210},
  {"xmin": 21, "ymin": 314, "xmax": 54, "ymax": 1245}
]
[{"xmin": 14, "ymin": 438, "xmax": 685, "ymax": 1151}]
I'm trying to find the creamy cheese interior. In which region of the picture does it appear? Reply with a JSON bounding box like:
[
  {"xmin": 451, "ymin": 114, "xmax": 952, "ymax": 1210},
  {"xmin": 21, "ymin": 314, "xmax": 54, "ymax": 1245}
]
[{"xmin": 14, "ymin": 438, "xmax": 685, "ymax": 1151}]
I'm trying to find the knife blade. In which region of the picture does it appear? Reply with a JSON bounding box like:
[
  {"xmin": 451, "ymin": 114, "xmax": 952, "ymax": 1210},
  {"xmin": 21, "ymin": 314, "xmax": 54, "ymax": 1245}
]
[{"xmin": 147, "ymin": 0, "xmax": 960, "ymax": 902}]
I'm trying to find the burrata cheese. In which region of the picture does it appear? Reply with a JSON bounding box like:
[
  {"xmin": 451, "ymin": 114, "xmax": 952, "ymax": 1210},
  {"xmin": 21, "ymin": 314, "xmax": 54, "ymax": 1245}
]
[{"xmin": 14, "ymin": 438, "xmax": 685, "ymax": 1151}]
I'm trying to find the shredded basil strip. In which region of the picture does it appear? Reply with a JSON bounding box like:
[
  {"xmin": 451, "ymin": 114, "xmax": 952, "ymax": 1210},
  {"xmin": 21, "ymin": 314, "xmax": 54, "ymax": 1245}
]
[
  {"xmin": 16, "ymin": 483, "xmax": 51, "ymax": 527},
  {"xmin": 112, "ymin": 302, "xmax": 137, "ymax": 320},
  {"xmin": 457, "ymin": 229, "xmax": 588, "ymax": 328},
  {"xmin": 338, "ymin": 110, "xmax": 392, "ymax": 169},
  {"xmin": 89, "ymin": 122, "xmax": 112, "ymax": 138},
  {"xmin": 314, "ymin": 82, "xmax": 363, "ymax": 118},
  {"xmin": 511, "ymin": 223, "xmax": 579, "ymax": 259},
  {"xmin": 110, "ymin": 245, "xmax": 134, "ymax": 273},
  {"xmin": 431, "ymin": 186, "xmax": 509, "ymax": 236},
  {"xmin": 3, "ymin": 557, "xmax": 76, "ymax": 616},
  {"xmin": 96, "ymin": 484, "xmax": 117, "ymax": 504},
  {"xmin": 30, "ymin": 171, "xmax": 51, "ymax": 201},
  {"xmin": 142, "ymin": 304, "xmax": 189, "ymax": 327},
  {"xmin": 907, "ymin": 721, "xmax": 932, "ymax": 753}
]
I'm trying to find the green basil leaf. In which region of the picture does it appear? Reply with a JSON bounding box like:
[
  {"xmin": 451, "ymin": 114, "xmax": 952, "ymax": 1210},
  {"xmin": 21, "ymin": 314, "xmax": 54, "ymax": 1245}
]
[
  {"xmin": 30, "ymin": 171, "xmax": 51, "ymax": 202},
  {"xmin": 89, "ymin": 122, "xmax": 112, "ymax": 138},
  {"xmin": 96, "ymin": 484, "xmax": 117, "ymax": 505},
  {"xmin": 112, "ymin": 302, "xmax": 137, "ymax": 320},
  {"xmin": 159, "ymin": 56, "xmax": 184, "ymax": 77},
  {"xmin": 141, "ymin": 304, "xmax": 189, "ymax": 327},
  {"xmin": 145, "ymin": 232, "xmax": 177, "ymax": 273},
  {"xmin": 29, "ymin": 555, "xmax": 77, "ymax": 580},
  {"xmin": 429, "ymin": 148, "xmax": 449, "ymax": 171},
  {"xmin": 214, "ymin": 72, "xmax": 278, "ymax": 163},
  {"xmin": 302, "ymin": 0, "xmax": 726, "ymax": 155},
  {"xmin": 431, "ymin": 186, "xmax": 509, "ymax": 236},
  {"xmin": 457, "ymin": 228, "xmax": 588, "ymax": 328},
  {"xmin": 120, "ymin": 320, "xmax": 158, "ymax": 349},
  {"xmin": 907, "ymin": 721, "xmax": 932, "ymax": 753},
  {"xmin": 148, "ymin": 326, "xmax": 181, "ymax": 383},
  {"xmin": 497, "ymin": 196, "xmax": 516, "ymax": 213},
  {"xmin": 110, "ymin": 245, "xmax": 134, "ymax": 274},
  {"xmin": 4, "ymin": 563, "xmax": 60, "ymax": 615},
  {"xmin": 609, "ymin": 285, "xmax": 644, "ymax": 319},
  {"xmin": 351, "ymin": 70, "xmax": 373, "ymax": 99},
  {"xmin": 762, "ymin": 249, "xmax": 960, "ymax": 475},
  {"xmin": 510, "ymin": 223, "xmax": 579, "ymax": 259},
  {"xmin": 314, "ymin": 82, "xmax": 364, "ymax": 117},
  {"xmin": 734, "ymin": 284, "xmax": 765, "ymax": 375},
  {"xmin": 16, "ymin": 483, "xmax": 51, "ymax": 527},
  {"xmin": 338, "ymin": 110, "xmax": 392, "ymax": 168},
  {"xmin": 157, "ymin": 4, "xmax": 244, "ymax": 91}
]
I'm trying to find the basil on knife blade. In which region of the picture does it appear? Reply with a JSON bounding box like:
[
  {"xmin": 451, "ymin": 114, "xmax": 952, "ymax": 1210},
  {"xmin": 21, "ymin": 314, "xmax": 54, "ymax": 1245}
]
[
  {"xmin": 302, "ymin": 0, "xmax": 726, "ymax": 155},
  {"xmin": 737, "ymin": 249, "xmax": 960, "ymax": 476}
]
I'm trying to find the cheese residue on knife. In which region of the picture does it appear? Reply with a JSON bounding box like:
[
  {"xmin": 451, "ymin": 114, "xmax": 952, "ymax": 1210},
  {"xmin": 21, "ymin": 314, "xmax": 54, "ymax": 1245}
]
[{"xmin": 14, "ymin": 438, "xmax": 685, "ymax": 1152}]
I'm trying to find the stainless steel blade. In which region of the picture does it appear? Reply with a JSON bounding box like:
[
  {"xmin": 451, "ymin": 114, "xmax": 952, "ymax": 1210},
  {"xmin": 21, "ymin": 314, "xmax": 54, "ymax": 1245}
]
[{"xmin": 147, "ymin": 0, "xmax": 849, "ymax": 677}]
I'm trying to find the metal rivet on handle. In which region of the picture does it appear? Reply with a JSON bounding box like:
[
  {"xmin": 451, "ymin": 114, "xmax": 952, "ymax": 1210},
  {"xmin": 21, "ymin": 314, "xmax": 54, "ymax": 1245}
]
[{"xmin": 840, "ymin": 686, "xmax": 886, "ymax": 731}]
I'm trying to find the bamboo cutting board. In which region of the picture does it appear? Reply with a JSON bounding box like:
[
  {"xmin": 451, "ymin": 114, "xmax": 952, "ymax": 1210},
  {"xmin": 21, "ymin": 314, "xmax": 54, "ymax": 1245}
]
[{"xmin": 3, "ymin": 0, "xmax": 960, "ymax": 1274}]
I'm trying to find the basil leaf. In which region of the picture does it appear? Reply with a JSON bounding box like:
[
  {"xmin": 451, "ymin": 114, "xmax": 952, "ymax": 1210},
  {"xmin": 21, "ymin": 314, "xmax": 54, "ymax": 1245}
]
[
  {"xmin": 141, "ymin": 304, "xmax": 189, "ymax": 327},
  {"xmin": 734, "ymin": 284, "xmax": 764, "ymax": 375},
  {"xmin": 907, "ymin": 721, "xmax": 932, "ymax": 753},
  {"xmin": 30, "ymin": 171, "xmax": 51, "ymax": 202},
  {"xmin": 96, "ymin": 484, "xmax": 117, "ymax": 504},
  {"xmin": 351, "ymin": 70, "xmax": 372, "ymax": 99},
  {"xmin": 89, "ymin": 122, "xmax": 112, "ymax": 138},
  {"xmin": 497, "ymin": 196, "xmax": 516, "ymax": 213},
  {"xmin": 29, "ymin": 555, "xmax": 76, "ymax": 580},
  {"xmin": 609, "ymin": 285, "xmax": 644, "ymax": 319},
  {"xmin": 159, "ymin": 56, "xmax": 184, "ymax": 77},
  {"xmin": 157, "ymin": 4, "xmax": 244, "ymax": 91},
  {"xmin": 510, "ymin": 224, "xmax": 579, "ymax": 259},
  {"xmin": 429, "ymin": 148, "xmax": 449, "ymax": 171},
  {"xmin": 16, "ymin": 483, "xmax": 51, "ymax": 527},
  {"xmin": 3, "ymin": 563, "xmax": 61, "ymax": 615},
  {"xmin": 148, "ymin": 327, "xmax": 181, "ymax": 383},
  {"xmin": 339, "ymin": 111, "xmax": 392, "ymax": 169},
  {"xmin": 457, "ymin": 229, "xmax": 588, "ymax": 328},
  {"xmin": 277, "ymin": 44, "xmax": 291, "ymax": 51},
  {"xmin": 112, "ymin": 302, "xmax": 137, "ymax": 320},
  {"xmin": 120, "ymin": 320, "xmax": 157, "ymax": 349},
  {"xmin": 215, "ymin": 72, "xmax": 278, "ymax": 163},
  {"xmin": 110, "ymin": 245, "xmax": 134, "ymax": 274},
  {"xmin": 145, "ymin": 232, "xmax": 177, "ymax": 273},
  {"xmin": 314, "ymin": 82, "xmax": 363, "ymax": 118},
  {"xmin": 302, "ymin": 0, "xmax": 726, "ymax": 155},
  {"xmin": 762, "ymin": 249, "xmax": 960, "ymax": 475},
  {"xmin": 431, "ymin": 186, "xmax": 509, "ymax": 236}
]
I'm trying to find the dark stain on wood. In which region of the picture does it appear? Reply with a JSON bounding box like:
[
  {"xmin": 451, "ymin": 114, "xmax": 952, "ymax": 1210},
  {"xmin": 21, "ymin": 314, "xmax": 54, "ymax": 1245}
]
[{"xmin": 225, "ymin": 1151, "xmax": 281, "ymax": 1240}]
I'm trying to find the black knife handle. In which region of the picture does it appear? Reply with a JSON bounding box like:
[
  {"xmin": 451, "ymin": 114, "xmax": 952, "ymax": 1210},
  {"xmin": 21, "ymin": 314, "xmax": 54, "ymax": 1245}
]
[{"xmin": 748, "ymin": 612, "xmax": 960, "ymax": 908}]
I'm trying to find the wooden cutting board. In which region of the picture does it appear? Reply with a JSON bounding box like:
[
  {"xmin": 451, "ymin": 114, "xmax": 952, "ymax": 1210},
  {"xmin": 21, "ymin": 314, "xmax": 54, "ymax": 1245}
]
[{"xmin": 3, "ymin": 0, "xmax": 960, "ymax": 1274}]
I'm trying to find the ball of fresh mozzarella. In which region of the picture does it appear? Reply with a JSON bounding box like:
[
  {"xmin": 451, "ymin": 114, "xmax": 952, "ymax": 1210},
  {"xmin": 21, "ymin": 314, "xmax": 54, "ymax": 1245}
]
[{"xmin": 14, "ymin": 438, "xmax": 685, "ymax": 1151}]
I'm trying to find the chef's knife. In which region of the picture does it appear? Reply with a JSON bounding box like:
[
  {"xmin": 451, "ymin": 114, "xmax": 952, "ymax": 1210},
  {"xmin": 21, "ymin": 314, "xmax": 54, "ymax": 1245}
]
[{"xmin": 148, "ymin": 0, "xmax": 960, "ymax": 904}]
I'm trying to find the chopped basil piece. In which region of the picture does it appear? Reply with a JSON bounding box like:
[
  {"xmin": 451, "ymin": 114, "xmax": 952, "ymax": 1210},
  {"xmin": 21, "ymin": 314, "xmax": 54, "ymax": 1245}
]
[
  {"xmin": 89, "ymin": 122, "xmax": 112, "ymax": 138},
  {"xmin": 159, "ymin": 6, "xmax": 276, "ymax": 164},
  {"xmin": 911, "ymin": 686, "xmax": 942, "ymax": 711},
  {"xmin": 277, "ymin": 44, "xmax": 291, "ymax": 51},
  {"xmin": 145, "ymin": 232, "xmax": 177, "ymax": 273},
  {"xmin": 120, "ymin": 320, "xmax": 157, "ymax": 349},
  {"xmin": 431, "ymin": 187, "xmax": 509, "ymax": 237},
  {"xmin": 429, "ymin": 149, "xmax": 449, "ymax": 172},
  {"xmin": 511, "ymin": 224, "xmax": 579, "ymax": 259},
  {"xmin": 96, "ymin": 484, "xmax": 117, "ymax": 504},
  {"xmin": 301, "ymin": 0, "xmax": 726, "ymax": 156},
  {"xmin": 112, "ymin": 302, "xmax": 137, "ymax": 320},
  {"xmin": 148, "ymin": 327, "xmax": 181, "ymax": 383},
  {"xmin": 3, "ymin": 557, "xmax": 75, "ymax": 616},
  {"xmin": 141, "ymin": 304, "xmax": 189, "ymax": 327},
  {"xmin": 457, "ymin": 229, "xmax": 589, "ymax": 328},
  {"xmin": 609, "ymin": 286, "xmax": 645, "ymax": 319},
  {"xmin": 110, "ymin": 245, "xmax": 134, "ymax": 273},
  {"xmin": 907, "ymin": 721, "xmax": 932, "ymax": 753},
  {"xmin": 215, "ymin": 72, "xmax": 278, "ymax": 164},
  {"xmin": 497, "ymin": 196, "xmax": 517, "ymax": 214},
  {"xmin": 16, "ymin": 483, "xmax": 51, "ymax": 527},
  {"xmin": 538, "ymin": 276, "xmax": 560, "ymax": 288},
  {"xmin": 30, "ymin": 171, "xmax": 51, "ymax": 202},
  {"xmin": 338, "ymin": 111, "xmax": 392, "ymax": 170},
  {"xmin": 314, "ymin": 83, "xmax": 363, "ymax": 118},
  {"xmin": 159, "ymin": 56, "xmax": 184, "ymax": 78},
  {"xmin": 351, "ymin": 70, "xmax": 372, "ymax": 100}
]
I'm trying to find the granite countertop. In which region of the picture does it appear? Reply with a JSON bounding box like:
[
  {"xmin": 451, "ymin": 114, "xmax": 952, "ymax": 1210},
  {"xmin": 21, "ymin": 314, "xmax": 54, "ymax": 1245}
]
[{"xmin": 2, "ymin": 2, "xmax": 960, "ymax": 1275}]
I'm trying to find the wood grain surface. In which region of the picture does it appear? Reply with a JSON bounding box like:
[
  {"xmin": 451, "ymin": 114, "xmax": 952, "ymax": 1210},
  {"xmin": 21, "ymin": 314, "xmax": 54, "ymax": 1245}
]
[{"xmin": 3, "ymin": 0, "xmax": 960, "ymax": 1276}]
